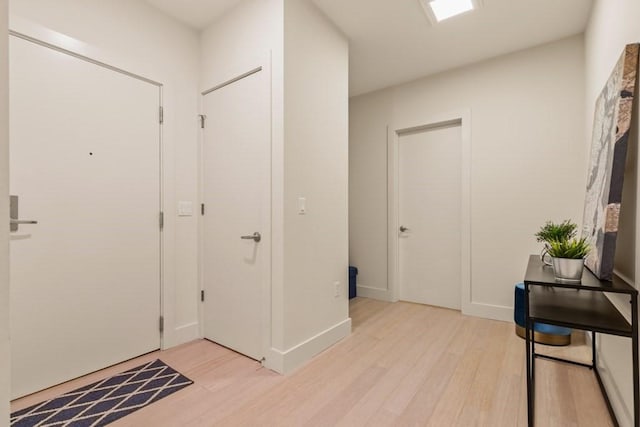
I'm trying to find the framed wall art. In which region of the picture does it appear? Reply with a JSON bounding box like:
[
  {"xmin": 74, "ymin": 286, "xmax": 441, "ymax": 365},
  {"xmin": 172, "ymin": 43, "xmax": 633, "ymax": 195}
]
[{"xmin": 583, "ymin": 43, "xmax": 639, "ymax": 281}]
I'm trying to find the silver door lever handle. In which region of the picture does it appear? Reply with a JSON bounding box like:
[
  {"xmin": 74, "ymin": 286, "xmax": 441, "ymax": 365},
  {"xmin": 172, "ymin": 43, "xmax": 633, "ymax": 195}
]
[
  {"xmin": 399, "ymin": 226, "xmax": 409, "ymax": 232},
  {"xmin": 9, "ymin": 196, "xmax": 37, "ymax": 232},
  {"xmin": 241, "ymin": 232, "xmax": 261, "ymax": 242},
  {"xmin": 10, "ymin": 219, "xmax": 38, "ymax": 225}
]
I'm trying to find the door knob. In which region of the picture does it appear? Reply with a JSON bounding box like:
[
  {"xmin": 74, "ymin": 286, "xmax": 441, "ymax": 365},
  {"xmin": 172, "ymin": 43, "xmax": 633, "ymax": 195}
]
[
  {"xmin": 399, "ymin": 226, "xmax": 409, "ymax": 232},
  {"xmin": 241, "ymin": 232, "xmax": 261, "ymax": 242}
]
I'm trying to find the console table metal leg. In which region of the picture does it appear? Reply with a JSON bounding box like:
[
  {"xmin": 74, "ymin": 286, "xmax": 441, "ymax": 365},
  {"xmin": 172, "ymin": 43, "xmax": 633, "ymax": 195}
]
[
  {"xmin": 592, "ymin": 331, "xmax": 596, "ymax": 368},
  {"xmin": 632, "ymin": 295, "xmax": 639, "ymax": 427},
  {"xmin": 531, "ymin": 322, "xmax": 536, "ymax": 395},
  {"xmin": 525, "ymin": 283, "xmax": 533, "ymax": 426}
]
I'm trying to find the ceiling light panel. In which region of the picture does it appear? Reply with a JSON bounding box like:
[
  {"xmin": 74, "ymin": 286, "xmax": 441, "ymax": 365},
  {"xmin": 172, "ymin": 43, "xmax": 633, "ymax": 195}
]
[{"xmin": 420, "ymin": 0, "xmax": 481, "ymax": 24}]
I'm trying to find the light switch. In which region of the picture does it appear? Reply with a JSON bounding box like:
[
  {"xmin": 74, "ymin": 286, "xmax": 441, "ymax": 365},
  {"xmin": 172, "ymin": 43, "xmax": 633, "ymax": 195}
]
[
  {"xmin": 297, "ymin": 197, "xmax": 306, "ymax": 215},
  {"xmin": 178, "ymin": 201, "xmax": 193, "ymax": 216}
]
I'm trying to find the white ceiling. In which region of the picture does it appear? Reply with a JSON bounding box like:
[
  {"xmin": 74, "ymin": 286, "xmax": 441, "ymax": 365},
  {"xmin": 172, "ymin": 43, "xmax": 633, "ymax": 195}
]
[{"xmin": 144, "ymin": 0, "xmax": 594, "ymax": 96}]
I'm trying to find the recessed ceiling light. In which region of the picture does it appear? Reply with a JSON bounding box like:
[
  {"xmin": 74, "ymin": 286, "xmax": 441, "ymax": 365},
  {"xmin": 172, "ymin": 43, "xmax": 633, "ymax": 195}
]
[{"xmin": 420, "ymin": 0, "xmax": 480, "ymax": 24}]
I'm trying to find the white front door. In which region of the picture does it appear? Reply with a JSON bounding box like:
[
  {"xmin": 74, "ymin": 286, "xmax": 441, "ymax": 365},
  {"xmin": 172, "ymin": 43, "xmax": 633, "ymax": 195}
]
[
  {"xmin": 10, "ymin": 36, "xmax": 161, "ymax": 398},
  {"xmin": 398, "ymin": 123, "xmax": 462, "ymax": 310},
  {"xmin": 202, "ymin": 68, "xmax": 270, "ymax": 361}
]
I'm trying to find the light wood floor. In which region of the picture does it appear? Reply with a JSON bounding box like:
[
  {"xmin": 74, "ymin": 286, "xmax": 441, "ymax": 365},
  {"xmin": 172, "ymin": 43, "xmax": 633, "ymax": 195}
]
[{"xmin": 12, "ymin": 297, "xmax": 614, "ymax": 426}]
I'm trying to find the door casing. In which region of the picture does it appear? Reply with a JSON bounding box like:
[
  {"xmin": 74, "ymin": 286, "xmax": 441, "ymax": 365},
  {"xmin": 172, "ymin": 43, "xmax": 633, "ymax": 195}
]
[{"xmin": 387, "ymin": 110, "xmax": 471, "ymax": 312}]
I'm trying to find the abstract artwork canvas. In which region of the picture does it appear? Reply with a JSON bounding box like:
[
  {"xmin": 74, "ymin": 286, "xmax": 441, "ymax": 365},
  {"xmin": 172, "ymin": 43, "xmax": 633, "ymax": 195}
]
[{"xmin": 583, "ymin": 43, "xmax": 639, "ymax": 281}]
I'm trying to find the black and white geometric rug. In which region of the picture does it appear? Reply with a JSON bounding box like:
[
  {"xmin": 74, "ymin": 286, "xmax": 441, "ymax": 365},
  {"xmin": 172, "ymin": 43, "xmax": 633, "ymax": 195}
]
[{"xmin": 10, "ymin": 359, "xmax": 193, "ymax": 427}]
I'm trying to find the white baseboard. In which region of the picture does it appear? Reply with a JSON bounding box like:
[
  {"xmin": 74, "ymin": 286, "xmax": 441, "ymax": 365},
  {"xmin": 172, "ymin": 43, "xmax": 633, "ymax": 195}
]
[
  {"xmin": 357, "ymin": 284, "xmax": 512, "ymax": 323},
  {"xmin": 263, "ymin": 348, "xmax": 284, "ymax": 373},
  {"xmin": 163, "ymin": 321, "xmax": 200, "ymax": 350},
  {"xmin": 356, "ymin": 285, "xmax": 394, "ymax": 302},
  {"xmin": 594, "ymin": 335, "xmax": 633, "ymax": 427},
  {"xmin": 264, "ymin": 317, "xmax": 352, "ymax": 374},
  {"xmin": 462, "ymin": 302, "xmax": 512, "ymax": 322}
]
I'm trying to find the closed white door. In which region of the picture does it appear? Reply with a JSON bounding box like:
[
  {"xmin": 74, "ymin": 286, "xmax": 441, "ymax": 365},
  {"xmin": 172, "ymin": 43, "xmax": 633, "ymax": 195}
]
[
  {"xmin": 202, "ymin": 68, "xmax": 270, "ymax": 361},
  {"xmin": 10, "ymin": 36, "xmax": 161, "ymax": 398},
  {"xmin": 398, "ymin": 124, "xmax": 462, "ymax": 310}
]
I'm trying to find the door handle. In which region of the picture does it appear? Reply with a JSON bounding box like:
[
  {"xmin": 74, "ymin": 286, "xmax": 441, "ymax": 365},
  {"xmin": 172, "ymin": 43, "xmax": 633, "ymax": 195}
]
[
  {"xmin": 399, "ymin": 226, "xmax": 409, "ymax": 232},
  {"xmin": 241, "ymin": 232, "xmax": 261, "ymax": 243},
  {"xmin": 10, "ymin": 219, "xmax": 38, "ymax": 232},
  {"xmin": 9, "ymin": 195, "xmax": 38, "ymax": 232}
]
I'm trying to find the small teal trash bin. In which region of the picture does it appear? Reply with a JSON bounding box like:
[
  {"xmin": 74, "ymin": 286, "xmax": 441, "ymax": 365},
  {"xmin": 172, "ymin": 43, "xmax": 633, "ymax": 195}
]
[{"xmin": 349, "ymin": 267, "xmax": 357, "ymax": 299}]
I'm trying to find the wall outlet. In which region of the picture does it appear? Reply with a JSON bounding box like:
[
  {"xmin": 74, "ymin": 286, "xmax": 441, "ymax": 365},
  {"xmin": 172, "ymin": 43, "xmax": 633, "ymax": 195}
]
[{"xmin": 334, "ymin": 281, "xmax": 340, "ymax": 297}]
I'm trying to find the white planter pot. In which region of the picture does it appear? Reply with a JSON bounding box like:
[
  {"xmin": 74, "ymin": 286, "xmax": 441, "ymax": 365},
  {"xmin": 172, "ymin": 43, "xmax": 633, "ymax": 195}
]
[{"xmin": 551, "ymin": 257, "xmax": 584, "ymax": 283}]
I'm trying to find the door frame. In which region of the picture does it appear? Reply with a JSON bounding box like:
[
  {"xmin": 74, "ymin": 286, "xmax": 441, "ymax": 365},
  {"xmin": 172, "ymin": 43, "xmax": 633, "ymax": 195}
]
[
  {"xmin": 1, "ymin": 0, "xmax": 9, "ymax": 422},
  {"xmin": 198, "ymin": 57, "xmax": 272, "ymax": 363},
  {"xmin": 7, "ymin": 28, "xmax": 165, "ymax": 347},
  {"xmin": 387, "ymin": 110, "xmax": 471, "ymax": 313}
]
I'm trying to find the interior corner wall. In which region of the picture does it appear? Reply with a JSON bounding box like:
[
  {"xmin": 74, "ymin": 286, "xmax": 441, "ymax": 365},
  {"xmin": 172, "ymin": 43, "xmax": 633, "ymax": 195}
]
[
  {"xmin": 350, "ymin": 35, "xmax": 586, "ymax": 320},
  {"xmin": 281, "ymin": 0, "xmax": 350, "ymax": 367},
  {"xmin": 8, "ymin": 0, "xmax": 202, "ymax": 348},
  {"xmin": 1, "ymin": 0, "xmax": 10, "ymax": 423},
  {"xmin": 200, "ymin": 0, "xmax": 349, "ymax": 373},
  {"xmin": 585, "ymin": 1, "xmax": 640, "ymax": 425}
]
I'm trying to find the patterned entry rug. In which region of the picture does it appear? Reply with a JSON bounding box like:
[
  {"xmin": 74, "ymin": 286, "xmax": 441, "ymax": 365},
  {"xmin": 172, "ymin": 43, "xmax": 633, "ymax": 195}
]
[{"xmin": 11, "ymin": 359, "xmax": 193, "ymax": 427}]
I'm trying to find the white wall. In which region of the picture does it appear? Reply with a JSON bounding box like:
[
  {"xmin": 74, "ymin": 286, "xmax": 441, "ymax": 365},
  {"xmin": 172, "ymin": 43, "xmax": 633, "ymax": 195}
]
[
  {"xmin": 9, "ymin": 0, "xmax": 201, "ymax": 348},
  {"xmin": 201, "ymin": 0, "xmax": 349, "ymax": 373},
  {"xmin": 350, "ymin": 36, "xmax": 586, "ymax": 320},
  {"xmin": 200, "ymin": 0, "xmax": 283, "ymax": 90},
  {"xmin": 585, "ymin": 2, "xmax": 640, "ymax": 425},
  {"xmin": 282, "ymin": 0, "xmax": 350, "ymax": 357},
  {"xmin": 1, "ymin": 0, "xmax": 9, "ymax": 422}
]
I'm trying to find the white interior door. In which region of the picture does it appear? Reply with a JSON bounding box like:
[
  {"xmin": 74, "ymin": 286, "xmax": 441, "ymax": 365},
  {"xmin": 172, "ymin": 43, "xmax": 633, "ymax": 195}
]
[
  {"xmin": 10, "ymin": 36, "xmax": 161, "ymax": 398},
  {"xmin": 398, "ymin": 123, "xmax": 462, "ymax": 310},
  {"xmin": 202, "ymin": 68, "xmax": 270, "ymax": 361}
]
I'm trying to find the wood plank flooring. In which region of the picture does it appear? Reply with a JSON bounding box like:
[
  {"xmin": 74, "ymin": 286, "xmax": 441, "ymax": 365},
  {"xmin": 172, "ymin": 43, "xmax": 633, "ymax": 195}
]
[{"xmin": 12, "ymin": 297, "xmax": 614, "ymax": 426}]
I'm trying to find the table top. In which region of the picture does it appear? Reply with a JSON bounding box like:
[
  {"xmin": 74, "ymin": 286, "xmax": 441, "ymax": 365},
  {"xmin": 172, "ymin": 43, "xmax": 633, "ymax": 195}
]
[{"xmin": 524, "ymin": 255, "xmax": 638, "ymax": 294}]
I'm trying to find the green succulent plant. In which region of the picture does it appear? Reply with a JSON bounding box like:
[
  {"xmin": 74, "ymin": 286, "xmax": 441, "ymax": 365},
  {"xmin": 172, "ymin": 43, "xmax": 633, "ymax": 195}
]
[
  {"xmin": 535, "ymin": 220, "xmax": 578, "ymax": 244},
  {"xmin": 546, "ymin": 237, "xmax": 591, "ymax": 259}
]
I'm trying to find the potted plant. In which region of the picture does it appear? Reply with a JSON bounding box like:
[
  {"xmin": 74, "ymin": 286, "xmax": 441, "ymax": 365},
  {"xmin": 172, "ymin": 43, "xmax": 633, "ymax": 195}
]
[
  {"xmin": 546, "ymin": 237, "xmax": 591, "ymax": 282},
  {"xmin": 535, "ymin": 220, "xmax": 578, "ymax": 265}
]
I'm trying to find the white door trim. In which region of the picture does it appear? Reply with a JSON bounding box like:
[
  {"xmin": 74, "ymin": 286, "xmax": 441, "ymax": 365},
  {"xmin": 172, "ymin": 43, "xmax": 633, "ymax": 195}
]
[
  {"xmin": 1, "ymin": 1, "xmax": 9, "ymax": 422},
  {"xmin": 8, "ymin": 30, "xmax": 162, "ymax": 87},
  {"xmin": 8, "ymin": 15, "xmax": 165, "ymax": 85},
  {"xmin": 387, "ymin": 110, "xmax": 472, "ymax": 313},
  {"xmin": 198, "ymin": 56, "xmax": 272, "ymax": 364}
]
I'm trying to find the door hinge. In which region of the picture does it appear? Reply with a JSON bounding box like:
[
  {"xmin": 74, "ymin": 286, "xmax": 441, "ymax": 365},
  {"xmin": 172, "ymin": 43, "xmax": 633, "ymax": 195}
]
[
  {"xmin": 159, "ymin": 316, "xmax": 164, "ymax": 333},
  {"xmin": 199, "ymin": 114, "xmax": 206, "ymax": 129},
  {"xmin": 159, "ymin": 106, "xmax": 164, "ymax": 124},
  {"xmin": 201, "ymin": 290, "xmax": 205, "ymax": 302},
  {"xmin": 201, "ymin": 203, "xmax": 205, "ymax": 215},
  {"xmin": 159, "ymin": 211, "xmax": 164, "ymax": 230}
]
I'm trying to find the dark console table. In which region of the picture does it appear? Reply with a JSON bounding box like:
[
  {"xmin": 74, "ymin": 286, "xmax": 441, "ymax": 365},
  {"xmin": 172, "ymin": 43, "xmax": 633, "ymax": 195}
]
[{"xmin": 523, "ymin": 255, "xmax": 639, "ymax": 427}]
